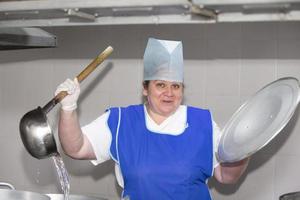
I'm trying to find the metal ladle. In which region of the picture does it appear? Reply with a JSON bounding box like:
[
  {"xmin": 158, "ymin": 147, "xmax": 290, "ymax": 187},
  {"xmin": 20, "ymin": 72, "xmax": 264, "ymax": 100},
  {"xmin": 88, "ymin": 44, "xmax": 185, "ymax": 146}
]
[{"xmin": 19, "ymin": 46, "xmax": 113, "ymax": 159}]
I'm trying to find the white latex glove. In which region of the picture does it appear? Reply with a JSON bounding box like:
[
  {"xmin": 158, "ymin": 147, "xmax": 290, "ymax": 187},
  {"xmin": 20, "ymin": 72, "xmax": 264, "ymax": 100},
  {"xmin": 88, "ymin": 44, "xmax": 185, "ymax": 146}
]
[{"xmin": 55, "ymin": 78, "xmax": 80, "ymax": 111}]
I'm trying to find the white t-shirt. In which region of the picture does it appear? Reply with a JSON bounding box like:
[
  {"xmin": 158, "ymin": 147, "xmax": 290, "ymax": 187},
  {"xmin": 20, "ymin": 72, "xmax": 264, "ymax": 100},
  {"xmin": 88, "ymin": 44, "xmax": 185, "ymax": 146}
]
[{"xmin": 82, "ymin": 105, "xmax": 222, "ymax": 187}]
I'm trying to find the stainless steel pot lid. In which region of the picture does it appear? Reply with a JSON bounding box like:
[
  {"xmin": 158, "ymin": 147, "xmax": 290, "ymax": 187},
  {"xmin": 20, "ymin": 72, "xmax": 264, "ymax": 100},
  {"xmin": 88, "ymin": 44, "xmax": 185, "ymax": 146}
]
[{"xmin": 218, "ymin": 77, "xmax": 300, "ymax": 162}]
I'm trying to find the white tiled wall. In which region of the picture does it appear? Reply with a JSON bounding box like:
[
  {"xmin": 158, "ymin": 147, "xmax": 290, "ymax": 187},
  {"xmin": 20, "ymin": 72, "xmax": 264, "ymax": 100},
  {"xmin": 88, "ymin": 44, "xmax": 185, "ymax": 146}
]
[{"xmin": 0, "ymin": 22, "xmax": 300, "ymax": 200}]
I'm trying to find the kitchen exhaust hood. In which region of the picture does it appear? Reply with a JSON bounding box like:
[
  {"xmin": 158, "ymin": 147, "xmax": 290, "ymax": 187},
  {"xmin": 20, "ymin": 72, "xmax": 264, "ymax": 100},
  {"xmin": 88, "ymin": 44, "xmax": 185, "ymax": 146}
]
[
  {"xmin": 0, "ymin": 27, "xmax": 57, "ymax": 50},
  {"xmin": 0, "ymin": 0, "xmax": 300, "ymax": 27}
]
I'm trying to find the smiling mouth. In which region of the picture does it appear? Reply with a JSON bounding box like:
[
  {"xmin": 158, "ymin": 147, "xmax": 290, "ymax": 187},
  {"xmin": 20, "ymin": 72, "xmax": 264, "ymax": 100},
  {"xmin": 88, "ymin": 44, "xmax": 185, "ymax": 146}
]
[{"xmin": 162, "ymin": 100, "xmax": 173, "ymax": 103}]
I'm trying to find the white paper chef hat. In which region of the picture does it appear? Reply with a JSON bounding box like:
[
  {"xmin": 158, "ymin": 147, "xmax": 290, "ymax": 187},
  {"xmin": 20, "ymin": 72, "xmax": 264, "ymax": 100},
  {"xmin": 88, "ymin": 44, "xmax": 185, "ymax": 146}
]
[{"xmin": 143, "ymin": 37, "xmax": 183, "ymax": 83}]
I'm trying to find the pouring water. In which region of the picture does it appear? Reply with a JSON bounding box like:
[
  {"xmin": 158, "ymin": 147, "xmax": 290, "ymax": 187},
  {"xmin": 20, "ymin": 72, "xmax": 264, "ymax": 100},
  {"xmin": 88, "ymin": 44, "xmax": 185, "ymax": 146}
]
[{"xmin": 52, "ymin": 153, "xmax": 70, "ymax": 200}]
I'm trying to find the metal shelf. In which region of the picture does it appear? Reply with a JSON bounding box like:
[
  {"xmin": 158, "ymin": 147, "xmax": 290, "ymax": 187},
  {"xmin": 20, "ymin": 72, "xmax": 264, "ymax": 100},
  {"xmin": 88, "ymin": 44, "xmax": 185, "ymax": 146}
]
[{"xmin": 0, "ymin": 0, "xmax": 300, "ymax": 27}]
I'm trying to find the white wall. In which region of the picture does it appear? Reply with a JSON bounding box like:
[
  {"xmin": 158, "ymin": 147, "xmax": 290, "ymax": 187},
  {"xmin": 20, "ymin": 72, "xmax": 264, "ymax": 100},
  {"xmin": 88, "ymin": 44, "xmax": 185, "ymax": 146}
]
[{"xmin": 0, "ymin": 22, "xmax": 300, "ymax": 200}]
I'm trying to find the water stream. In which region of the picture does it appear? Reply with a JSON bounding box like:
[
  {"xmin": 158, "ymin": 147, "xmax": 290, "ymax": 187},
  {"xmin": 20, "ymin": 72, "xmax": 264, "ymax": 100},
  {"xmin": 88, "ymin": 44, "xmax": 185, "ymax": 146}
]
[{"xmin": 52, "ymin": 153, "xmax": 70, "ymax": 200}]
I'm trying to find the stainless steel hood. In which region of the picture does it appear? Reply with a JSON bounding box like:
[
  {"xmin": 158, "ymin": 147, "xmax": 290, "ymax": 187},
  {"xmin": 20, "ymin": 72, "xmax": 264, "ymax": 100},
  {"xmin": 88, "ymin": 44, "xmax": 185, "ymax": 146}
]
[
  {"xmin": 0, "ymin": 27, "xmax": 57, "ymax": 50},
  {"xmin": 0, "ymin": 0, "xmax": 300, "ymax": 27}
]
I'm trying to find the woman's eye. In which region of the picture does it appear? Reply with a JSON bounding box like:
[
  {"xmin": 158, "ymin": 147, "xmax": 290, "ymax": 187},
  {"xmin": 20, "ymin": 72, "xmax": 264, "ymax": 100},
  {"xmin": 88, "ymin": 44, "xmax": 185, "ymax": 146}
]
[
  {"xmin": 156, "ymin": 83, "xmax": 165, "ymax": 88},
  {"xmin": 172, "ymin": 84, "xmax": 180, "ymax": 89}
]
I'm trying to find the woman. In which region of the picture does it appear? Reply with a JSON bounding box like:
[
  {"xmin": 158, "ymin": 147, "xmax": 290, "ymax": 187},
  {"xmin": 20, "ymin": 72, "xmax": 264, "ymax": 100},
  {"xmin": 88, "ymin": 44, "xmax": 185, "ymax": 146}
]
[{"xmin": 56, "ymin": 38, "xmax": 249, "ymax": 200}]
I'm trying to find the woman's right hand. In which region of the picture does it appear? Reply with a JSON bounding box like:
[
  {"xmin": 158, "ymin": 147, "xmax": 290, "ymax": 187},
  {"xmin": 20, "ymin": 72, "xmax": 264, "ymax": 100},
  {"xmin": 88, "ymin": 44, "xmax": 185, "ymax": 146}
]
[{"xmin": 55, "ymin": 78, "xmax": 80, "ymax": 111}]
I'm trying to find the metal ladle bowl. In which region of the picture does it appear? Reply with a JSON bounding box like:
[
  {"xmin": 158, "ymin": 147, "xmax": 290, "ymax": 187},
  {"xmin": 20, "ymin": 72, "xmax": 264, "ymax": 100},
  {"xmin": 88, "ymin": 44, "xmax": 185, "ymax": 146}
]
[
  {"xmin": 20, "ymin": 106, "xmax": 57, "ymax": 158},
  {"xmin": 19, "ymin": 46, "xmax": 113, "ymax": 159}
]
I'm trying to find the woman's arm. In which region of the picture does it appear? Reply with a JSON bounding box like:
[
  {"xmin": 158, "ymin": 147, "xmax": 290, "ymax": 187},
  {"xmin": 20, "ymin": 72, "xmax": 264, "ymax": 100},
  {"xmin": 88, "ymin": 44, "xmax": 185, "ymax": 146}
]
[
  {"xmin": 55, "ymin": 78, "xmax": 95, "ymax": 160},
  {"xmin": 58, "ymin": 109, "xmax": 96, "ymax": 160},
  {"xmin": 213, "ymin": 157, "xmax": 250, "ymax": 184}
]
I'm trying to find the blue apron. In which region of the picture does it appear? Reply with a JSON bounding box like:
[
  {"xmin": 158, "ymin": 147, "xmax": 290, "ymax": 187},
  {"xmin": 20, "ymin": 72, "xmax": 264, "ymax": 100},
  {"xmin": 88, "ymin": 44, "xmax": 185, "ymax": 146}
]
[{"xmin": 108, "ymin": 104, "xmax": 213, "ymax": 200}]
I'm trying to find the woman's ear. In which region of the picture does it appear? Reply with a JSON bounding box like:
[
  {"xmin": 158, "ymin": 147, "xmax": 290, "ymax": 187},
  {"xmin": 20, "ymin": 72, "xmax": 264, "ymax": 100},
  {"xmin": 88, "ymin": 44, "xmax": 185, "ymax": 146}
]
[
  {"xmin": 143, "ymin": 87, "xmax": 148, "ymax": 96},
  {"xmin": 142, "ymin": 81, "xmax": 149, "ymax": 96}
]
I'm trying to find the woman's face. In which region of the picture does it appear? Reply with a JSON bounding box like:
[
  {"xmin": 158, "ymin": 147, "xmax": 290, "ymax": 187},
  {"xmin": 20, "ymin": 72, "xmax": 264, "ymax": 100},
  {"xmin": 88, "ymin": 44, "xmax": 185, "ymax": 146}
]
[{"xmin": 143, "ymin": 80, "xmax": 183, "ymax": 118}]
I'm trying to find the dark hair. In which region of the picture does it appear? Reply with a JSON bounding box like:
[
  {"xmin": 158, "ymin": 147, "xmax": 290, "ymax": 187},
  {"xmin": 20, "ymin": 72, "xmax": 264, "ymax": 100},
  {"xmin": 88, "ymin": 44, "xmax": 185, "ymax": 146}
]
[{"xmin": 143, "ymin": 80, "xmax": 150, "ymax": 89}]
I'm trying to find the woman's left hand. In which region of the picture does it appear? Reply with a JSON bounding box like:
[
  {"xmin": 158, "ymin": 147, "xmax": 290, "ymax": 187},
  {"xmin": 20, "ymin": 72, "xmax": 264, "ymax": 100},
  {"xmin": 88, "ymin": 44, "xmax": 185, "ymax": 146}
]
[{"xmin": 214, "ymin": 157, "xmax": 250, "ymax": 184}]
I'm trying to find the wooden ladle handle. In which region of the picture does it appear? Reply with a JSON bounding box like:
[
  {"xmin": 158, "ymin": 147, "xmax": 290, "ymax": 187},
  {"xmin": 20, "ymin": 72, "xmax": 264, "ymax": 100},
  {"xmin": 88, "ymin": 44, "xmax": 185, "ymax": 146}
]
[
  {"xmin": 55, "ymin": 46, "xmax": 113, "ymax": 102},
  {"xmin": 76, "ymin": 46, "xmax": 114, "ymax": 83},
  {"xmin": 43, "ymin": 46, "xmax": 113, "ymax": 113}
]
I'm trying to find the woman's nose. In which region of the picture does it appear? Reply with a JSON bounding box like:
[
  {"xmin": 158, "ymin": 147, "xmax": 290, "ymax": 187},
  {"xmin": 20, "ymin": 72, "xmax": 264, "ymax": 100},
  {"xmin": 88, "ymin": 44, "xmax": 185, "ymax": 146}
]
[{"xmin": 164, "ymin": 86, "xmax": 174, "ymax": 96}]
